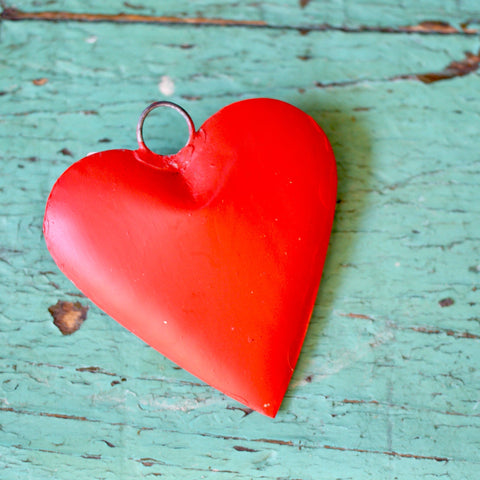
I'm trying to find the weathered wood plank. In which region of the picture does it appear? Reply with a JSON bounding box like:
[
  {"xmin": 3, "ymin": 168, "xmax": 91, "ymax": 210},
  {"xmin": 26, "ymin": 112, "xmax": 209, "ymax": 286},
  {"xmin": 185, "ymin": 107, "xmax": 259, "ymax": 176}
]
[
  {"xmin": 1, "ymin": 14, "xmax": 479, "ymax": 480},
  {"xmin": 5, "ymin": 0, "xmax": 480, "ymax": 30}
]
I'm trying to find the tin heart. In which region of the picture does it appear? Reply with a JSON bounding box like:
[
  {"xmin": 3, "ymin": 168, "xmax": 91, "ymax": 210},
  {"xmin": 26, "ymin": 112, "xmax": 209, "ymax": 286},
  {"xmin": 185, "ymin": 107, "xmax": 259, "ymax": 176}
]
[{"xmin": 44, "ymin": 98, "xmax": 337, "ymax": 416}]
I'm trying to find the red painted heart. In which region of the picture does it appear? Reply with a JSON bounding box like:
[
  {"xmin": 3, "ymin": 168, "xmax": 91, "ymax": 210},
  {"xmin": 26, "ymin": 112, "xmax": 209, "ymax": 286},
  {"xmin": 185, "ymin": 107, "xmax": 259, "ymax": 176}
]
[{"xmin": 44, "ymin": 98, "xmax": 336, "ymax": 416}]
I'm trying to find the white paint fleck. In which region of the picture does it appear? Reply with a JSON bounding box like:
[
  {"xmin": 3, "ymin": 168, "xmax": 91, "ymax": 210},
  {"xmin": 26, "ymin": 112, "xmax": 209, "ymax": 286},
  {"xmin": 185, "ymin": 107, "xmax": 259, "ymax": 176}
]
[
  {"xmin": 163, "ymin": 321, "xmax": 168, "ymax": 325},
  {"xmin": 263, "ymin": 403, "xmax": 270, "ymax": 408},
  {"xmin": 395, "ymin": 262, "xmax": 401, "ymax": 267},
  {"xmin": 158, "ymin": 75, "xmax": 175, "ymax": 96},
  {"xmin": 86, "ymin": 35, "xmax": 97, "ymax": 44}
]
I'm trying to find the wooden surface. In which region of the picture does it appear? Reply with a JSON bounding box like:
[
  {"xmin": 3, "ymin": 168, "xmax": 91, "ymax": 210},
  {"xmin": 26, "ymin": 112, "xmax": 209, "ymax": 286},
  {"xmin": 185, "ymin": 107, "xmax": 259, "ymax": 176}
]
[{"xmin": 1, "ymin": 1, "xmax": 479, "ymax": 478}]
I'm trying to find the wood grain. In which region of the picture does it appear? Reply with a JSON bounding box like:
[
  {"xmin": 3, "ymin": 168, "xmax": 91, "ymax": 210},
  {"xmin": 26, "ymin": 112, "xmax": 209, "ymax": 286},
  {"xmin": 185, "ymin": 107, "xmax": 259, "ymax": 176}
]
[{"xmin": 1, "ymin": 2, "xmax": 479, "ymax": 478}]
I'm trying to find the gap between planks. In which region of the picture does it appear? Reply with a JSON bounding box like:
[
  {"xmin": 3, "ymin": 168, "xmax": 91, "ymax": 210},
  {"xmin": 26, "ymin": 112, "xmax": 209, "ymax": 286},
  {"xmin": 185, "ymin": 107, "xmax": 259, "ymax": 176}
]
[
  {"xmin": 1, "ymin": 406, "xmax": 451, "ymax": 463},
  {"xmin": 1, "ymin": 7, "xmax": 479, "ymax": 35}
]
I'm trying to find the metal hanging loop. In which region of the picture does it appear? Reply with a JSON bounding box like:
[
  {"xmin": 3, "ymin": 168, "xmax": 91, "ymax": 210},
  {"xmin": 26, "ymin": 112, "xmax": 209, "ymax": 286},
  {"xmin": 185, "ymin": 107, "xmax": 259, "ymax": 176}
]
[{"xmin": 136, "ymin": 101, "xmax": 195, "ymax": 154}]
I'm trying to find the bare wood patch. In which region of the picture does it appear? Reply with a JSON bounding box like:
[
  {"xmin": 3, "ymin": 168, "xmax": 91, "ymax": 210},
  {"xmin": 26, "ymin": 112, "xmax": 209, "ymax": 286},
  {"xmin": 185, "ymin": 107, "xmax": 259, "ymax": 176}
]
[
  {"xmin": 439, "ymin": 297, "xmax": 454, "ymax": 307},
  {"xmin": 32, "ymin": 78, "xmax": 48, "ymax": 86},
  {"xmin": 58, "ymin": 147, "xmax": 73, "ymax": 157},
  {"xmin": 299, "ymin": 0, "xmax": 313, "ymax": 8},
  {"xmin": 417, "ymin": 51, "xmax": 480, "ymax": 84},
  {"xmin": 48, "ymin": 300, "xmax": 88, "ymax": 335},
  {"xmin": 233, "ymin": 445, "xmax": 259, "ymax": 452}
]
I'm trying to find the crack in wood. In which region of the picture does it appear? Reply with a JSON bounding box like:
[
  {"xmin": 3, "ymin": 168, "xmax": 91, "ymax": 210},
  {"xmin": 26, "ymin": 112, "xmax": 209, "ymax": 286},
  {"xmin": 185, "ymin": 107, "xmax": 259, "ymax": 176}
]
[
  {"xmin": 1, "ymin": 8, "xmax": 479, "ymax": 35},
  {"xmin": 416, "ymin": 51, "xmax": 480, "ymax": 83},
  {"xmin": 337, "ymin": 312, "xmax": 479, "ymax": 340},
  {"xmin": 316, "ymin": 49, "xmax": 480, "ymax": 87},
  {"xmin": 233, "ymin": 445, "xmax": 259, "ymax": 452},
  {"xmin": 409, "ymin": 325, "xmax": 479, "ymax": 339},
  {"xmin": 322, "ymin": 444, "xmax": 450, "ymax": 462},
  {"xmin": 0, "ymin": 8, "xmax": 267, "ymax": 27},
  {"xmin": 338, "ymin": 312, "xmax": 375, "ymax": 320},
  {"xmin": 3, "ymin": 405, "xmax": 477, "ymax": 464},
  {"xmin": 76, "ymin": 366, "xmax": 118, "ymax": 376}
]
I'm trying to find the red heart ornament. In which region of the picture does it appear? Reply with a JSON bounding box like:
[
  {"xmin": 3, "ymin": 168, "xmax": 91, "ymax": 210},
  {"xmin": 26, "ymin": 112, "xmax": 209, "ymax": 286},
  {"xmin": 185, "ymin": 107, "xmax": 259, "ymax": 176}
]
[{"xmin": 44, "ymin": 98, "xmax": 336, "ymax": 417}]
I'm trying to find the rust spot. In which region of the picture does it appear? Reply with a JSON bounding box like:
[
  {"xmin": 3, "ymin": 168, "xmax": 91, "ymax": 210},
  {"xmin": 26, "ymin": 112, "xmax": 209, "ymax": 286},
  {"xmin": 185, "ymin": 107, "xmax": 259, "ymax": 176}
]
[
  {"xmin": 49, "ymin": 300, "xmax": 88, "ymax": 335},
  {"xmin": 417, "ymin": 51, "xmax": 480, "ymax": 84},
  {"xmin": 439, "ymin": 297, "xmax": 454, "ymax": 308},
  {"xmin": 98, "ymin": 138, "xmax": 112, "ymax": 143},
  {"xmin": 103, "ymin": 440, "xmax": 115, "ymax": 448},
  {"xmin": 234, "ymin": 445, "xmax": 258, "ymax": 452},
  {"xmin": 32, "ymin": 78, "xmax": 48, "ymax": 86},
  {"xmin": 82, "ymin": 110, "xmax": 98, "ymax": 115},
  {"xmin": 58, "ymin": 147, "xmax": 73, "ymax": 157}
]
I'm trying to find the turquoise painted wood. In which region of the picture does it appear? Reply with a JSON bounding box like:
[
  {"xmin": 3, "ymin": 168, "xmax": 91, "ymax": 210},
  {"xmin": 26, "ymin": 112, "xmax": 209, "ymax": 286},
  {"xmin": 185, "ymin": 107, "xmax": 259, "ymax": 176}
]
[{"xmin": 1, "ymin": 1, "xmax": 479, "ymax": 478}]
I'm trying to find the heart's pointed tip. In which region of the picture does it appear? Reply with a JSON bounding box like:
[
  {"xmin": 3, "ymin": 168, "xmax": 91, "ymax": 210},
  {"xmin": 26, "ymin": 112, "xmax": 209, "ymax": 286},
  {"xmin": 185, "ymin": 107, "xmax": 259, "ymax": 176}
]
[
  {"xmin": 230, "ymin": 393, "xmax": 283, "ymax": 418},
  {"xmin": 262, "ymin": 404, "xmax": 280, "ymax": 418}
]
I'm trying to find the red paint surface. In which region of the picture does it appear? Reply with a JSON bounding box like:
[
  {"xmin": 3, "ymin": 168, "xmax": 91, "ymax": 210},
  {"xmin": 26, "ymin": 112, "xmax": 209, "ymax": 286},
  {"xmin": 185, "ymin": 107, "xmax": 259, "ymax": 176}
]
[{"xmin": 44, "ymin": 98, "xmax": 337, "ymax": 416}]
